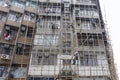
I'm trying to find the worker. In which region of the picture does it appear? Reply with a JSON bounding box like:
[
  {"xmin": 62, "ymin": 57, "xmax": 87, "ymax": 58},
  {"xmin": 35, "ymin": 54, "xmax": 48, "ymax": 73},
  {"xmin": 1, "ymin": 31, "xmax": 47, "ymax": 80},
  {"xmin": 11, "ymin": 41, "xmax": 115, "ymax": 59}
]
[
  {"xmin": 51, "ymin": 23, "xmax": 55, "ymax": 32},
  {"xmin": 71, "ymin": 24, "xmax": 75, "ymax": 34},
  {"xmin": 72, "ymin": 53, "xmax": 78, "ymax": 65}
]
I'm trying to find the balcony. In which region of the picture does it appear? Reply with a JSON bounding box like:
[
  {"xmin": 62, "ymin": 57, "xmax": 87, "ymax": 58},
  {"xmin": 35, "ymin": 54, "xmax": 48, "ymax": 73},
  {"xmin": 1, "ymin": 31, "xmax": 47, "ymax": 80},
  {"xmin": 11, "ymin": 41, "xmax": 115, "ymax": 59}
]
[
  {"xmin": 0, "ymin": 25, "xmax": 18, "ymax": 44},
  {"xmin": 11, "ymin": 0, "xmax": 25, "ymax": 13},
  {"xmin": 33, "ymin": 34, "xmax": 59, "ymax": 46},
  {"xmin": 76, "ymin": 20, "xmax": 103, "ymax": 33},
  {"xmin": 38, "ymin": 6, "xmax": 61, "ymax": 16},
  {"xmin": 25, "ymin": 1, "xmax": 37, "ymax": 13},
  {"xmin": 73, "ymin": 0, "xmax": 96, "ymax": 5},
  {"xmin": 39, "ymin": 0, "xmax": 61, "ymax": 3},
  {"xmin": 22, "ymin": 12, "xmax": 36, "ymax": 27},
  {"xmin": 6, "ymin": 12, "xmax": 22, "ymax": 27},
  {"xmin": 0, "ymin": 0, "xmax": 11, "ymax": 12},
  {"xmin": 75, "ymin": 8, "xmax": 99, "ymax": 18},
  {"xmin": 36, "ymin": 21, "xmax": 60, "ymax": 34}
]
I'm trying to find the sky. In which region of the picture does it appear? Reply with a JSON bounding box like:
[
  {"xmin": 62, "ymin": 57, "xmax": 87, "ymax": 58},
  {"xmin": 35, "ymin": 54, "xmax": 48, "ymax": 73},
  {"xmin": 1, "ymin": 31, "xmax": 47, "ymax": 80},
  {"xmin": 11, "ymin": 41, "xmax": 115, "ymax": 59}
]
[{"xmin": 99, "ymin": 0, "xmax": 120, "ymax": 79}]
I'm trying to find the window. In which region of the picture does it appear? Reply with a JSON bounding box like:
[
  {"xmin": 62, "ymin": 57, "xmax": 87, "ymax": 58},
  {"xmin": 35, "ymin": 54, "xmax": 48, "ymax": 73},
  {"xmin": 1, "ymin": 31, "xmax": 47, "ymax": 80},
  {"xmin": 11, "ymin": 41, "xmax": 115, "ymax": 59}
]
[
  {"xmin": 79, "ymin": 7, "xmax": 99, "ymax": 17},
  {"xmin": 0, "ymin": 12, "xmax": 7, "ymax": 22},
  {"xmin": 12, "ymin": 0, "xmax": 25, "ymax": 9},
  {"xmin": 0, "ymin": 44, "xmax": 13, "ymax": 55},
  {"xmin": 63, "ymin": 41, "xmax": 71, "ymax": 47},
  {"xmin": 76, "ymin": 0, "xmax": 92, "ymax": 3},
  {"xmin": 34, "ymin": 35, "xmax": 59, "ymax": 46},
  {"xmin": 81, "ymin": 22, "xmax": 91, "ymax": 30},
  {"xmin": 24, "ymin": 12, "xmax": 35, "ymax": 22},
  {"xmin": 38, "ymin": 5, "xmax": 61, "ymax": 14},
  {"xmin": 31, "ymin": 53, "xmax": 57, "ymax": 65},
  {"xmin": 0, "ymin": 66, "xmax": 9, "ymax": 77},
  {"xmin": 77, "ymin": 33, "xmax": 99, "ymax": 46},
  {"xmin": 63, "ymin": 60, "xmax": 71, "ymax": 65},
  {"xmin": 26, "ymin": 1, "xmax": 37, "ymax": 8},
  {"xmin": 0, "ymin": 0, "xmax": 11, "ymax": 7},
  {"xmin": 63, "ymin": 33, "xmax": 71, "ymax": 39},
  {"xmin": 63, "ymin": 50, "xmax": 71, "ymax": 55},
  {"xmin": 3, "ymin": 26, "xmax": 18, "ymax": 41},
  {"xmin": 10, "ymin": 67, "xmax": 26, "ymax": 78},
  {"xmin": 8, "ymin": 12, "xmax": 22, "ymax": 22},
  {"xmin": 80, "ymin": 54, "xmax": 98, "ymax": 66}
]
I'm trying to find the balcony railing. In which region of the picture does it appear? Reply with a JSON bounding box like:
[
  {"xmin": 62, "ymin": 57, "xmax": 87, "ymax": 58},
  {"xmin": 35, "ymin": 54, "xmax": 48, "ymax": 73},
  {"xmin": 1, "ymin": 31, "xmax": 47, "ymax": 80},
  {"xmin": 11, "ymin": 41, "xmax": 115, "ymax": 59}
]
[
  {"xmin": 0, "ymin": 0, "xmax": 11, "ymax": 8},
  {"xmin": 38, "ymin": 6, "xmax": 61, "ymax": 16},
  {"xmin": 75, "ymin": 0, "xmax": 96, "ymax": 5},
  {"xmin": 26, "ymin": 1, "xmax": 37, "ymax": 9},
  {"xmin": 11, "ymin": 0, "xmax": 25, "ymax": 9},
  {"xmin": 8, "ymin": 12, "xmax": 22, "ymax": 22},
  {"xmin": 75, "ymin": 10, "xmax": 99, "ymax": 18},
  {"xmin": 23, "ymin": 12, "xmax": 35, "ymax": 22}
]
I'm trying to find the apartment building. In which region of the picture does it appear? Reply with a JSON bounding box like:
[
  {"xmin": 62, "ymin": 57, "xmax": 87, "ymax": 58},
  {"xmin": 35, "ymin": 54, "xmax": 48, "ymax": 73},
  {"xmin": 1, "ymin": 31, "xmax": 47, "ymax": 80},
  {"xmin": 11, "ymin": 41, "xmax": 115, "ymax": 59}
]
[{"xmin": 0, "ymin": 0, "xmax": 117, "ymax": 80}]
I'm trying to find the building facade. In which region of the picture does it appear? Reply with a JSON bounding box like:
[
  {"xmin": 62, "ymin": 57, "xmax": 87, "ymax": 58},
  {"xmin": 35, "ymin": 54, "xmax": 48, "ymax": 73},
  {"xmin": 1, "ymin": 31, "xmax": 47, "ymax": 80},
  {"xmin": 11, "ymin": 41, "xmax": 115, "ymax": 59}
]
[{"xmin": 0, "ymin": 0, "xmax": 117, "ymax": 80}]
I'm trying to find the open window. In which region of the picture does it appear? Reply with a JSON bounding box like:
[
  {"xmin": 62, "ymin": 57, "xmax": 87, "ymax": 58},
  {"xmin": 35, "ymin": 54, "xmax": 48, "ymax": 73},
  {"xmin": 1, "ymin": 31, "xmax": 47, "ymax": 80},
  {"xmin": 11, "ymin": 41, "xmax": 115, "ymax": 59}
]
[
  {"xmin": 16, "ymin": 43, "xmax": 30, "ymax": 56},
  {"xmin": 16, "ymin": 43, "xmax": 23, "ymax": 55},
  {"xmin": 20, "ymin": 25, "xmax": 33, "ymax": 38},
  {"xmin": 3, "ymin": 25, "xmax": 18, "ymax": 41},
  {"xmin": 20, "ymin": 25, "xmax": 26, "ymax": 36},
  {"xmin": 23, "ymin": 45, "xmax": 31, "ymax": 56}
]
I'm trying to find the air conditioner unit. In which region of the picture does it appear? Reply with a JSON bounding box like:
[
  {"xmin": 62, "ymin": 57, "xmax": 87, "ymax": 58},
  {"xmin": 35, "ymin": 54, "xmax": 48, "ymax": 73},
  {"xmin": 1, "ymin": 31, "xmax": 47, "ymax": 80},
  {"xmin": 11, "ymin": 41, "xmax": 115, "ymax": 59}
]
[
  {"xmin": 5, "ymin": 26, "xmax": 10, "ymax": 30},
  {"xmin": 44, "ymin": 54, "xmax": 49, "ymax": 58},
  {"xmin": 17, "ymin": 43, "xmax": 22, "ymax": 48},
  {"xmin": 4, "ymin": 44, "xmax": 10, "ymax": 49},
  {"xmin": 21, "ymin": 26, "xmax": 26, "ymax": 31},
  {"xmin": 30, "ymin": 13, "xmax": 35, "ymax": 17},
  {"xmin": 1, "ymin": 54, "xmax": 10, "ymax": 60}
]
